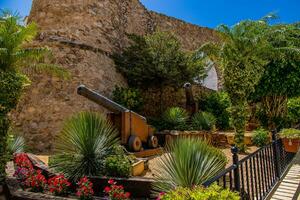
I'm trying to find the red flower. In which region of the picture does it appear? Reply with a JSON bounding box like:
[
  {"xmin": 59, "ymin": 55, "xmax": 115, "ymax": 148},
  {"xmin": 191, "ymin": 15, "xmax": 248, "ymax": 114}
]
[
  {"xmin": 48, "ymin": 174, "xmax": 71, "ymax": 196},
  {"xmin": 25, "ymin": 170, "xmax": 46, "ymax": 193},
  {"xmin": 104, "ymin": 179, "xmax": 130, "ymax": 200},
  {"xmin": 76, "ymin": 176, "xmax": 94, "ymax": 199},
  {"xmin": 108, "ymin": 179, "xmax": 115, "ymax": 185},
  {"xmin": 14, "ymin": 153, "xmax": 33, "ymax": 169},
  {"xmin": 104, "ymin": 186, "xmax": 111, "ymax": 193}
]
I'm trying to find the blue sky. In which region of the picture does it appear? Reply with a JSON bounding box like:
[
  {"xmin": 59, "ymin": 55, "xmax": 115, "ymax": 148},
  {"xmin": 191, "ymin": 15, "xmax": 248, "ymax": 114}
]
[{"xmin": 0, "ymin": 0, "xmax": 299, "ymax": 28}]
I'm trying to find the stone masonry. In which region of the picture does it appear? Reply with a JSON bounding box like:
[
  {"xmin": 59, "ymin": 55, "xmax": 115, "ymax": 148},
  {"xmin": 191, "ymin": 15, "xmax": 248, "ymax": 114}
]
[{"xmin": 11, "ymin": 0, "xmax": 219, "ymax": 153}]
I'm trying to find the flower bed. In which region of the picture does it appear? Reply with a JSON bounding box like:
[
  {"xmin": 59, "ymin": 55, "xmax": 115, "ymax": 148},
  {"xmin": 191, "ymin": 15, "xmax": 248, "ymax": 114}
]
[{"xmin": 89, "ymin": 176, "xmax": 155, "ymax": 199}]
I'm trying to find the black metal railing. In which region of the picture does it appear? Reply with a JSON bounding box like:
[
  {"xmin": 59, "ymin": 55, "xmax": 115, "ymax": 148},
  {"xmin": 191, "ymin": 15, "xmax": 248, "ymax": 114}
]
[{"xmin": 203, "ymin": 130, "xmax": 295, "ymax": 200}]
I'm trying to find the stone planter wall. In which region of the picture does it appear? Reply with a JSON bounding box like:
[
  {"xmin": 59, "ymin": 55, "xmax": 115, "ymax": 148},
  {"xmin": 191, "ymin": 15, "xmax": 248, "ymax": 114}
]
[{"xmin": 156, "ymin": 130, "xmax": 230, "ymax": 147}]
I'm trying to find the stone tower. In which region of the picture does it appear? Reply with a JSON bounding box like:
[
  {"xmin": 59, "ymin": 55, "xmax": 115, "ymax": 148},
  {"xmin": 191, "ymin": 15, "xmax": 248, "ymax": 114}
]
[{"xmin": 12, "ymin": 0, "xmax": 219, "ymax": 152}]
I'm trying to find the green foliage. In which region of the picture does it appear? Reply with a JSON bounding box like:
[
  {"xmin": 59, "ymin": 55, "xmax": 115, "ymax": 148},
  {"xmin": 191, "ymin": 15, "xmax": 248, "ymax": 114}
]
[
  {"xmin": 256, "ymin": 102, "xmax": 290, "ymax": 130},
  {"xmin": 0, "ymin": 12, "xmax": 69, "ymax": 78},
  {"xmin": 113, "ymin": 31, "xmax": 205, "ymax": 89},
  {"xmin": 191, "ymin": 111, "xmax": 216, "ymax": 131},
  {"xmin": 198, "ymin": 19, "xmax": 273, "ymax": 150},
  {"xmin": 287, "ymin": 97, "xmax": 300, "ymax": 126},
  {"xmin": 252, "ymin": 23, "xmax": 300, "ymax": 100},
  {"xmin": 158, "ymin": 184, "xmax": 240, "ymax": 200},
  {"xmin": 0, "ymin": 11, "xmax": 69, "ymax": 184},
  {"xmin": 252, "ymin": 128, "xmax": 269, "ymax": 147},
  {"xmin": 104, "ymin": 155, "xmax": 131, "ymax": 177},
  {"xmin": 0, "ymin": 71, "xmax": 28, "ymax": 115},
  {"xmin": 161, "ymin": 107, "xmax": 189, "ymax": 130},
  {"xmin": 279, "ymin": 128, "xmax": 300, "ymax": 139},
  {"xmin": 51, "ymin": 112, "xmax": 119, "ymax": 181},
  {"xmin": 251, "ymin": 23, "xmax": 300, "ymax": 129},
  {"xmin": 199, "ymin": 92, "xmax": 231, "ymax": 130},
  {"xmin": 152, "ymin": 137, "xmax": 227, "ymax": 193},
  {"xmin": 112, "ymin": 86, "xmax": 143, "ymax": 112},
  {"xmin": 0, "ymin": 117, "xmax": 10, "ymax": 183}
]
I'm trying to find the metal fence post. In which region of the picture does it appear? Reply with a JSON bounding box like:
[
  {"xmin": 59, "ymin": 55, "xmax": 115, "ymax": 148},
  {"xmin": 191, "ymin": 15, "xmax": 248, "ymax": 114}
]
[
  {"xmin": 231, "ymin": 146, "xmax": 241, "ymax": 192},
  {"xmin": 272, "ymin": 129, "xmax": 281, "ymax": 179}
]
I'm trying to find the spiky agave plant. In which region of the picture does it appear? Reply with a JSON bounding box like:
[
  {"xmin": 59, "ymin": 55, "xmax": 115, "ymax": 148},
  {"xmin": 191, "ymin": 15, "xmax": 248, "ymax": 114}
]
[
  {"xmin": 191, "ymin": 111, "xmax": 216, "ymax": 131},
  {"xmin": 152, "ymin": 137, "xmax": 227, "ymax": 194},
  {"xmin": 162, "ymin": 107, "xmax": 189, "ymax": 130},
  {"xmin": 51, "ymin": 112, "xmax": 119, "ymax": 181},
  {"xmin": 7, "ymin": 135, "xmax": 25, "ymax": 155}
]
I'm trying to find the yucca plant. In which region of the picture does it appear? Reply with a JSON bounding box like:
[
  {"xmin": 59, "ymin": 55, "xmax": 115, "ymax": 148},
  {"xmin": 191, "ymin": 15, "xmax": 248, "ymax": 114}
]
[
  {"xmin": 162, "ymin": 107, "xmax": 189, "ymax": 130},
  {"xmin": 191, "ymin": 111, "xmax": 216, "ymax": 131},
  {"xmin": 152, "ymin": 137, "xmax": 227, "ymax": 194},
  {"xmin": 51, "ymin": 112, "xmax": 119, "ymax": 181},
  {"xmin": 7, "ymin": 134, "xmax": 25, "ymax": 155}
]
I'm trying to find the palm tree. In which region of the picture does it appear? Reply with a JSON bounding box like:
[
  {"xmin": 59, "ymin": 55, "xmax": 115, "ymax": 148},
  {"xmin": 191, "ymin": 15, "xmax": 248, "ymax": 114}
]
[
  {"xmin": 152, "ymin": 137, "xmax": 227, "ymax": 194},
  {"xmin": 50, "ymin": 112, "xmax": 119, "ymax": 181},
  {"xmin": 197, "ymin": 19, "xmax": 272, "ymax": 151},
  {"xmin": 0, "ymin": 11, "xmax": 68, "ymax": 184}
]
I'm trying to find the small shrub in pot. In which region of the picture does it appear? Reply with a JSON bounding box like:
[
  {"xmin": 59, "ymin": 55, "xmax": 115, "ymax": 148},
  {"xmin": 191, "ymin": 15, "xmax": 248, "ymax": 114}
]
[
  {"xmin": 104, "ymin": 155, "xmax": 131, "ymax": 177},
  {"xmin": 279, "ymin": 128, "xmax": 300, "ymax": 153}
]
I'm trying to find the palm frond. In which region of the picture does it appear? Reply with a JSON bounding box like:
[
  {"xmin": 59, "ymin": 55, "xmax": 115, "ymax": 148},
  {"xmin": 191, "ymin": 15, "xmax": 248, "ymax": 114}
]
[{"xmin": 260, "ymin": 12, "xmax": 278, "ymax": 23}]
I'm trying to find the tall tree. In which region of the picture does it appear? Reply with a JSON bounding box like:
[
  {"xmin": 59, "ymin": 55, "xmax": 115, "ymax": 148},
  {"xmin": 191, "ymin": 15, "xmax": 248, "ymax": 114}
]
[
  {"xmin": 0, "ymin": 11, "xmax": 68, "ymax": 184},
  {"xmin": 198, "ymin": 20, "xmax": 271, "ymax": 151},
  {"xmin": 251, "ymin": 23, "xmax": 300, "ymax": 129}
]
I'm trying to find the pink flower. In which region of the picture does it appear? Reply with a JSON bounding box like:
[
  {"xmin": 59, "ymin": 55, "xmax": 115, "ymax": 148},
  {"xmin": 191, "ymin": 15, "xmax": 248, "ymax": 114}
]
[{"xmin": 108, "ymin": 179, "xmax": 115, "ymax": 185}]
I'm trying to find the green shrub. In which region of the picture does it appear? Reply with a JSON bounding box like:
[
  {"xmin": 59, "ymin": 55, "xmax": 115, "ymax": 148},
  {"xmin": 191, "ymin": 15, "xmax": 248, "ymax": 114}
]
[
  {"xmin": 252, "ymin": 128, "xmax": 269, "ymax": 147},
  {"xmin": 51, "ymin": 112, "xmax": 119, "ymax": 180},
  {"xmin": 157, "ymin": 184, "xmax": 240, "ymax": 200},
  {"xmin": 104, "ymin": 155, "xmax": 131, "ymax": 177},
  {"xmin": 287, "ymin": 97, "xmax": 300, "ymax": 126},
  {"xmin": 112, "ymin": 86, "xmax": 143, "ymax": 112},
  {"xmin": 161, "ymin": 107, "xmax": 189, "ymax": 130},
  {"xmin": 279, "ymin": 128, "xmax": 300, "ymax": 139},
  {"xmin": 152, "ymin": 137, "xmax": 227, "ymax": 193},
  {"xmin": 198, "ymin": 92, "xmax": 231, "ymax": 130},
  {"xmin": 191, "ymin": 111, "xmax": 216, "ymax": 131}
]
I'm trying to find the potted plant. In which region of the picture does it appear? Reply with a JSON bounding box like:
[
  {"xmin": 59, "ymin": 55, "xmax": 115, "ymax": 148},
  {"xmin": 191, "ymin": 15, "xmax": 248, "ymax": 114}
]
[{"xmin": 279, "ymin": 128, "xmax": 300, "ymax": 153}]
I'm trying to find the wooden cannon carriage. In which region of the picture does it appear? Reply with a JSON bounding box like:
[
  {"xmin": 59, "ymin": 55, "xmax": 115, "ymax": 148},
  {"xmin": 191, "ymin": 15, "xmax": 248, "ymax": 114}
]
[{"xmin": 77, "ymin": 85, "xmax": 158, "ymax": 152}]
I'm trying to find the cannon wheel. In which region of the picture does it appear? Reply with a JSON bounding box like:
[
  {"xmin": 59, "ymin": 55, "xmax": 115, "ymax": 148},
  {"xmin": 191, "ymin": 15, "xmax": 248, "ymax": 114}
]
[
  {"xmin": 128, "ymin": 135, "xmax": 142, "ymax": 152},
  {"xmin": 148, "ymin": 135, "xmax": 158, "ymax": 148}
]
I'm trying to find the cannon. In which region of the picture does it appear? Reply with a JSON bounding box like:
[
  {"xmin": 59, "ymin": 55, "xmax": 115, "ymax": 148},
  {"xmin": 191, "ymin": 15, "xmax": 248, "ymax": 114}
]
[
  {"xmin": 77, "ymin": 85, "xmax": 158, "ymax": 152},
  {"xmin": 183, "ymin": 82, "xmax": 198, "ymax": 116}
]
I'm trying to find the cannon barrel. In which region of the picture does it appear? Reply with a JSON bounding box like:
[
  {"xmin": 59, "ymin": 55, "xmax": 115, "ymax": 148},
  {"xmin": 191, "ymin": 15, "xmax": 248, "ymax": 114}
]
[
  {"xmin": 183, "ymin": 82, "xmax": 195, "ymax": 105},
  {"xmin": 77, "ymin": 85, "xmax": 129, "ymax": 114}
]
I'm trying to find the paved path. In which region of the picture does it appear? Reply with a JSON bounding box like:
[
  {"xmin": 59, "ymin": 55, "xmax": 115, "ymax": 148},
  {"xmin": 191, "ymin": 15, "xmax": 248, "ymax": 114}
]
[{"xmin": 270, "ymin": 151, "xmax": 300, "ymax": 200}]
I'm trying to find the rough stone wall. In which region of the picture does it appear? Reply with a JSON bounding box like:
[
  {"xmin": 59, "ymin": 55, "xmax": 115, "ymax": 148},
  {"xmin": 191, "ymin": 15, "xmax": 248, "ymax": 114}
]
[{"xmin": 11, "ymin": 0, "xmax": 219, "ymax": 153}]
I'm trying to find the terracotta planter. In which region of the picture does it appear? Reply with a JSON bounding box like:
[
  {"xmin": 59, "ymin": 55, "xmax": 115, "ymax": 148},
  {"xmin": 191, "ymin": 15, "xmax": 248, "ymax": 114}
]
[{"xmin": 282, "ymin": 138, "xmax": 300, "ymax": 153}]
